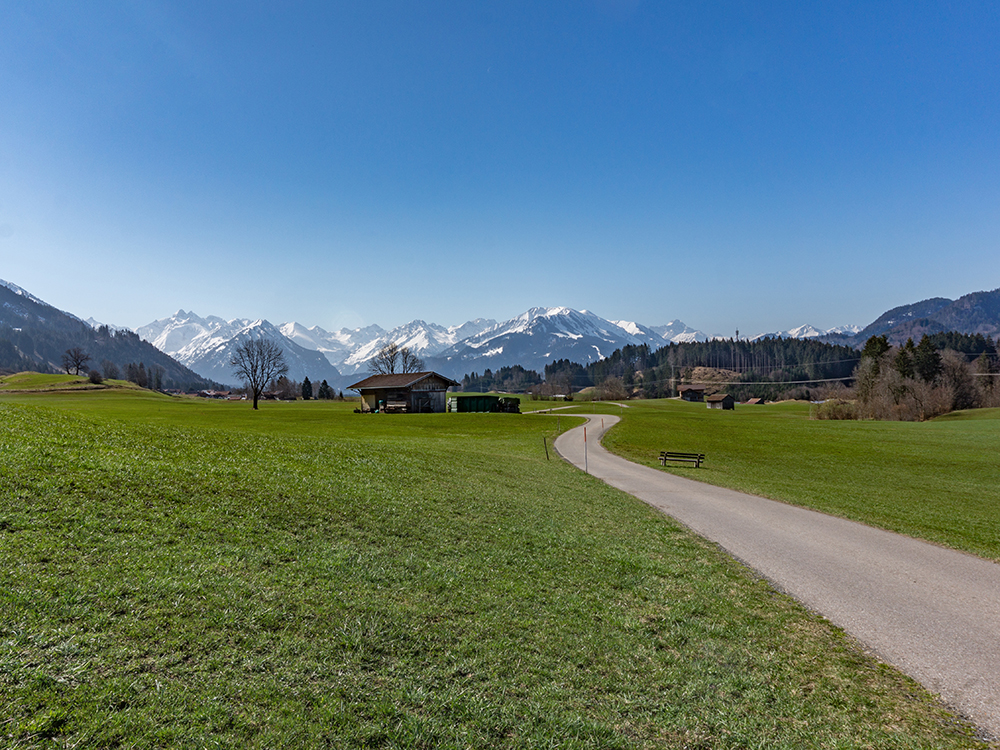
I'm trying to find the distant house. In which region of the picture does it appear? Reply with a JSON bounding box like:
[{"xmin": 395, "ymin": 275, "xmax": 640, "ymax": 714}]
[
  {"xmin": 349, "ymin": 371, "xmax": 459, "ymax": 413},
  {"xmin": 745, "ymin": 397, "xmax": 766, "ymax": 405},
  {"xmin": 678, "ymin": 384, "xmax": 706, "ymax": 402},
  {"xmin": 707, "ymin": 393, "xmax": 735, "ymax": 410}
]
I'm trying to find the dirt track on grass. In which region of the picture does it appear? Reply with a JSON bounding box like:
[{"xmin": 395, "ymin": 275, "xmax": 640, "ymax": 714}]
[{"xmin": 553, "ymin": 414, "xmax": 1000, "ymax": 741}]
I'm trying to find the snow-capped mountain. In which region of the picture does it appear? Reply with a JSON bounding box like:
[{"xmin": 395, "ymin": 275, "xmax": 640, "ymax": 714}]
[
  {"xmin": 279, "ymin": 317, "xmax": 499, "ymax": 377},
  {"xmin": 750, "ymin": 324, "xmax": 861, "ymax": 341},
  {"xmin": 824, "ymin": 324, "xmax": 863, "ymax": 337},
  {"xmin": 334, "ymin": 318, "xmax": 499, "ymax": 375},
  {"xmin": 139, "ymin": 306, "xmax": 712, "ymax": 384},
  {"xmin": 278, "ymin": 321, "xmax": 386, "ymax": 363},
  {"xmin": 0, "ymin": 278, "xmax": 84, "ymax": 324},
  {"xmin": 1, "ymin": 278, "xmax": 49, "ymax": 307},
  {"xmin": 424, "ymin": 307, "xmax": 701, "ymax": 378},
  {"xmin": 137, "ymin": 311, "xmax": 341, "ymax": 386},
  {"xmin": 138, "ymin": 305, "xmax": 864, "ymax": 385},
  {"xmin": 618, "ymin": 319, "xmax": 708, "ymax": 344}
]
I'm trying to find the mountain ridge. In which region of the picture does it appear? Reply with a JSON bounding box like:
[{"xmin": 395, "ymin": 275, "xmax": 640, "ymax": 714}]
[
  {"xmin": 10, "ymin": 277, "xmax": 998, "ymax": 389},
  {"xmin": 0, "ymin": 280, "xmax": 213, "ymax": 389}
]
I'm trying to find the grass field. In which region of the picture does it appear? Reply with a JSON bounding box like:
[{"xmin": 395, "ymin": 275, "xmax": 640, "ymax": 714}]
[
  {"xmin": 0, "ymin": 387, "xmax": 991, "ymax": 748},
  {"xmin": 595, "ymin": 399, "xmax": 1000, "ymax": 563},
  {"xmin": 0, "ymin": 373, "xmax": 91, "ymax": 391}
]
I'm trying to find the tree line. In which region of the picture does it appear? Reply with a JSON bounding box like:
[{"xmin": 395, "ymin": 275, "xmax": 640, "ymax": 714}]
[
  {"xmin": 542, "ymin": 338, "xmax": 863, "ymax": 401},
  {"xmin": 817, "ymin": 333, "xmax": 1000, "ymax": 421}
]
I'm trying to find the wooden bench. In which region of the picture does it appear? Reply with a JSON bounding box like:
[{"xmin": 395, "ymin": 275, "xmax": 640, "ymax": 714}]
[{"xmin": 659, "ymin": 451, "xmax": 706, "ymax": 468}]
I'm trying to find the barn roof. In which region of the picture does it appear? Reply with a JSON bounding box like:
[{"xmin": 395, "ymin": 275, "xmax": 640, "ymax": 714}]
[
  {"xmin": 348, "ymin": 371, "xmax": 460, "ymax": 391},
  {"xmin": 706, "ymin": 393, "xmax": 733, "ymax": 402}
]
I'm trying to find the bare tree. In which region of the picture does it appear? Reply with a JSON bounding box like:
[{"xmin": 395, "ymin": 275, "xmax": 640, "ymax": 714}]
[
  {"xmin": 368, "ymin": 342, "xmax": 400, "ymax": 375},
  {"xmin": 100, "ymin": 359, "xmax": 120, "ymax": 380},
  {"xmin": 369, "ymin": 341, "xmax": 424, "ymax": 375},
  {"xmin": 400, "ymin": 347, "xmax": 424, "ymax": 373},
  {"xmin": 62, "ymin": 347, "xmax": 91, "ymax": 375},
  {"xmin": 230, "ymin": 338, "xmax": 288, "ymax": 410}
]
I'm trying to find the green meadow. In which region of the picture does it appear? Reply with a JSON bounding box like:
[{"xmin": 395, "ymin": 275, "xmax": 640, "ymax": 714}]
[
  {"xmin": 598, "ymin": 399, "xmax": 1000, "ymax": 563},
  {"xmin": 0, "ymin": 383, "xmax": 990, "ymax": 748}
]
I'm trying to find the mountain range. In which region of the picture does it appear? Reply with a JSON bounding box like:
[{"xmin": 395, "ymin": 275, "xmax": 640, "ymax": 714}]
[
  {"xmin": 135, "ymin": 306, "xmax": 859, "ymax": 388},
  {"xmin": 6, "ymin": 276, "xmax": 998, "ymax": 390}
]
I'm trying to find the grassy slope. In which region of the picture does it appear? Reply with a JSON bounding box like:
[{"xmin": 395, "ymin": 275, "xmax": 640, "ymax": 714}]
[
  {"xmin": 599, "ymin": 399, "xmax": 1000, "ymax": 562},
  {"xmin": 0, "ymin": 373, "xmax": 89, "ymax": 390},
  {"xmin": 0, "ymin": 372, "xmax": 142, "ymax": 393},
  {"xmin": 0, "ymin": 392, "xmax": 989, "ymax": 748}
]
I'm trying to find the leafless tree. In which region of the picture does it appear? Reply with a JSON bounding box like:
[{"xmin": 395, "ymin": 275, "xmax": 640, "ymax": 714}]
[
  {"xmin": 230, "ymin": 338, "xmax": 288, "ymax": 409},
  {"xmin": 400, "ymin": 346, "xmax": 424, "ymax": 373},
  {"xmin": 100, "ymin": 359, "xmax": 120, "ymax": 380},
  {"xmin": 368, "ymin": 342, "xmax": 400, "ymax": 375},
  {"xmin": 62, "ymin": 347, "xmax": 91, "ymax": 375},
  {"xmin": 368, "ymin": 342, "xmax": 424, "ymax": 375}
]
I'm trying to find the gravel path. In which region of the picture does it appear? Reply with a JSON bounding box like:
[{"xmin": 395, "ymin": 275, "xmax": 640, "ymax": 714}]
[{"xmin": 553, "ymin": 414, "xmax": 1000, "ymax": 740}]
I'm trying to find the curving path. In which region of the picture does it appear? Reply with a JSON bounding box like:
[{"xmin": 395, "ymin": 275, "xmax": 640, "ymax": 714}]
[{"xmin": 553, "ymin": 414, "xmax": 1000, "ymax": 740}]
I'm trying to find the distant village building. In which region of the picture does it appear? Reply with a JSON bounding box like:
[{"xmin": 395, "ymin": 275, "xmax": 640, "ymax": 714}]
[
  {"xmin": 349, "ymin": 372, "xmax": 459, "ymax": 413},
  {"xmin": 678, "ymin": 384, "xmax": 707, "ymax": 402},
  {"xmin": 707, "ymin": 393, "xmax": 735, "ymax": 410},
  {"xmin": 745, "ymin": 397, "xmax": 766, "ymax": 405}
]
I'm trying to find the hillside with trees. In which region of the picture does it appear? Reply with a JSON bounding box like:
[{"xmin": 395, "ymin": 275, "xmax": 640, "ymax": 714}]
[
  {"xmin": 0, "ymin": 283, "xmax": 214, "ymax": 390},
  {"xmin": 824, "ymin": 288, "xmax": 1000, "ymax": 346}
]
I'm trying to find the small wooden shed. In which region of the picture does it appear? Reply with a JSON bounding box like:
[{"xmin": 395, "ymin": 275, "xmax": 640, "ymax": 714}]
[
  {"xmin": 707, "ymin": 393, "xmax": 735, "ymax": 410},
  {"xmin": 678, "ymin": 384, "xmax": 706, "ymax": 402},
  {"xmin": 349, "ymin": 371, "xmax": 459, "ymax": 413}
]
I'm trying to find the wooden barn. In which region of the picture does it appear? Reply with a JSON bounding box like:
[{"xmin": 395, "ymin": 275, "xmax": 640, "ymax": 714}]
[
  {"xmin": 349, "ymin": 372, "xmax": 459, "ymax": 413},
  {"xmin": 678, "ymin": 384, "xmax": 707, "ymax": 402},
  {"xmin": 707, "ymin": 393, "xmax": 735, "ymax": 410}
]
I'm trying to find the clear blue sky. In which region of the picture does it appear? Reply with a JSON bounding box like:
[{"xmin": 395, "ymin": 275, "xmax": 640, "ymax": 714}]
[{"xmin": 2, "ymin": 1, "xmax": 998, "ymax": 337}]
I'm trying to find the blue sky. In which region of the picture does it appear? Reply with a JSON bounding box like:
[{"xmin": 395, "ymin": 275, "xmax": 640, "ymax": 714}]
[{"xmin": 2, "ymin": 1, "xmax": 998, "ymax": 337}]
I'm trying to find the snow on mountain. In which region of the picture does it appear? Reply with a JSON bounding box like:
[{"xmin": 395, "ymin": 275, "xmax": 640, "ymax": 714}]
[
  {"xmin": 137, "ymin": 311, "xmax": 341, "ymax": 386},
  {"xmin": 277, "ymin": 321, "xmax": 374, "ymax": 362},
  {"xmin": 825, "ymin": 324, "xmax": 862, "ymax": 336},
  {"xmin": 85, "ymin": 317, "xmax": 131, "ymax": 332},
  {"xmin": 139, "ymin": 306, "xmax": 715, "ymax": 383},
  {"xmin": 0, "ymin": 278, "xmax": 84, "ymax": 323},
  {"xmin": 618, "ymin": 318, "xmax": 708, "ymax": 344},
  {"xmin": 324, "ymin": 318, "xmax": 498, "ymax": 375},
  {"xmin": 427, "ymin": 307, "xmax": 678, "ymax": 378},
  {"xmin": 447, "ymin": 317, "xmax": 497, "ymax": 341},
  {"xmin": 138, "ymin": 310, "xmax": 243, "ymax": 359},
  {"xmin": 784, "ymin": 324, "xmax": 825, "ymax": 339},
  {"xmin": 0, "ymin": 278, "xmax": 48, "ymax": 307},
  {"xmin": 749, "ymin": 324, "xmax": 859, "ymax": 341},
  {"xmin": 143, "ymin": 306, "xmax": 872, "ymax": 384}
]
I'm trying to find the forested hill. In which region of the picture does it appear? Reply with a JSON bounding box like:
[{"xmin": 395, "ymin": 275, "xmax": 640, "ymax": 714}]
[
  {"xmin": 824, "ymin": 288, "xmax": 1000, "ymax": 346},
  {"xmin": 0, "ymin": 284, "xmax": 214, "ymax": 390}
]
